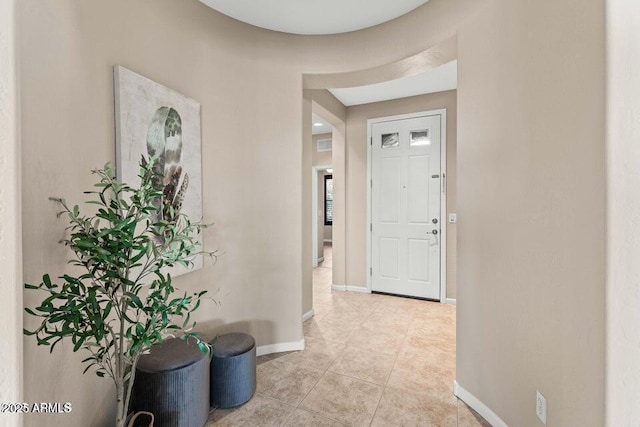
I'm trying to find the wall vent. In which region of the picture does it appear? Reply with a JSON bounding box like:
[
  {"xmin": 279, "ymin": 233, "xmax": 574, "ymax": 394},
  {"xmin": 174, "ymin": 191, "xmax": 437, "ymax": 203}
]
[{"xmin": 317, "ymin": 138, "xmax": 332, "ymax": 152}]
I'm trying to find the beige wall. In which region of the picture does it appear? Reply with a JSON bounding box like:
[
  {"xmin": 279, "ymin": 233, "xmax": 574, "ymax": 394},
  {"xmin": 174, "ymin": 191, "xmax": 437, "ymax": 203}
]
[
  {"xmin": 0, "ymin": 1, "xmax": 23, "ymax": 426},
  {"xmin": 456, "ymin": 0, "xmax": 605, "ymax": 425},
  {"xmin": 606, "ymin": 0, "xmax": 640, "ymax": 424},
  {"xmin": 302, "ymin": 91, "xmax": 314, "ymax": 317},
  {"xmin": 345, "ymin": 90, "xmax": 457, "ymax": 299}
]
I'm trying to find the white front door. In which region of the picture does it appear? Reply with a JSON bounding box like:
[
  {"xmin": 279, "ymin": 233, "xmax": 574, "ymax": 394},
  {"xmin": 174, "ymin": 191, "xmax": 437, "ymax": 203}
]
[{"xmin": 371, "ymin": 114, "xmax": 442, "ymax": 300}]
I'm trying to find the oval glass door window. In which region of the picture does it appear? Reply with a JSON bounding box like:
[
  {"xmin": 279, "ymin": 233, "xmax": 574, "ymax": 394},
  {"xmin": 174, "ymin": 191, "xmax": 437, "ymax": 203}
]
[
  {"xmin": 381, "ymin": 132, "xmax": 399, "ymax": 148},
  {"xmin": 410, "ymin": 129, "xmax": 430, "ymax": 146}
]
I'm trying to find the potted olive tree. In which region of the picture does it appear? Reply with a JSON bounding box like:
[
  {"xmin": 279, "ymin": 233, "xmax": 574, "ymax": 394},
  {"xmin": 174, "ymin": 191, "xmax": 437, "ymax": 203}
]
[{"xmin": 24, "ymin": 158, "xmax": 216, "ymax": 427}]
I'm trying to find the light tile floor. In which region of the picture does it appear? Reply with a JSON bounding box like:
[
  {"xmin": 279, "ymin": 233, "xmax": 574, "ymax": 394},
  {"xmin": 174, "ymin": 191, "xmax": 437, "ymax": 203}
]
[{"xmin": 207, "ymin": 245, "xmax": 490, "ymax": 426}]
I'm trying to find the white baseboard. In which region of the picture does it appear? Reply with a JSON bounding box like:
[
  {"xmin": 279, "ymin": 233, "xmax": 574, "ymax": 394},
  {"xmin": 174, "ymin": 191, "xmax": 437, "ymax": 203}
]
[
  {"xmin": 454, "ymin": 381, "xmax": 508, "ymax": 427},
  {"xmin": 347, "ymin": 285, "xmax": 370, "ymax": 293},
  {"xmin": 317, "ymin": 257, "xmax": 325, "ymax": 263},
  {"xmin": 256, "ymin": 338, "xmax": 305, "ymax": 357},
  {"xmin": 302, "ymin": 309, "xmax": 315, "ymax": 322},
  {"xmin": 331, "ymin": 284, "xmax": 371, "ymax": 293},
  {"xmin": 445, "ymin": 298, "xmax": 457, "ymax": 305}
]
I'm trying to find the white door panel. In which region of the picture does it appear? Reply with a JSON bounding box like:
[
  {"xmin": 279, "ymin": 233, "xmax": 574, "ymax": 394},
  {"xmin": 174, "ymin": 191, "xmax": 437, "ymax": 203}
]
[
  {"xmin": 380, "ymin": 157, "xmax": 401, "ymax": 223},
  {"xmin": 408, "ymin": 238, "xmax": 430, "ymax": 281},
  {"xmin": 371, "ymin": 114, "xmax": 442, "ymax": 299},
  {"xmin": 379, "ymin": 238, "xmax": 400, "ymax": 279},
  {"xmin": 408, "ymin": 154, "xmax": 431, "ymax": 224}
]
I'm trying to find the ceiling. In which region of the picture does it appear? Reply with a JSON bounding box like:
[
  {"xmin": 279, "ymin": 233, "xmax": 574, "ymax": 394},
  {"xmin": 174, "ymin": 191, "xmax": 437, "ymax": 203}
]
[
  {"xmin": 199, "ymin": 0, "xmax": 430, "ymax": 35},
  {"xmin": 312, "ymin": 113, "xmax": 332, "ymax": 135},
  {"xmin": 329, "ymin": 60, "xmax": 457, "ymax": 107}
]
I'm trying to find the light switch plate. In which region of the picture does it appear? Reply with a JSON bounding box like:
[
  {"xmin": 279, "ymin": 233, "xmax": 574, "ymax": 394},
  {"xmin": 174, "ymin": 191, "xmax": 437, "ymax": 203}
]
[{"xmin": 448, "ymin": 213, "xmax": 457, "ymax": 223}]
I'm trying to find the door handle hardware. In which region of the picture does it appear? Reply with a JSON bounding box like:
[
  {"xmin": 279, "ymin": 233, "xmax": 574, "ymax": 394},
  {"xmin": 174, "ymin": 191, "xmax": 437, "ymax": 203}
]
[
  {"xmin": 431, "ymin": 230, "xmax": 438, "ymax": 235},
  {"xmin": 432, "ymin": 218, "xmax": 438, "ymax": 224}
]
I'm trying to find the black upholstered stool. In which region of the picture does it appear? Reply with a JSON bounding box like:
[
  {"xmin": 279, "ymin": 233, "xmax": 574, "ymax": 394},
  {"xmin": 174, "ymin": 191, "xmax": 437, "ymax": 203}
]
[
  {"xmin": 132, "ymin": 338, "xmax": 210, "ymax": 427},
  {"xmin": 210, "ymin": 333, "xmax": 256, "ymax": 408}
]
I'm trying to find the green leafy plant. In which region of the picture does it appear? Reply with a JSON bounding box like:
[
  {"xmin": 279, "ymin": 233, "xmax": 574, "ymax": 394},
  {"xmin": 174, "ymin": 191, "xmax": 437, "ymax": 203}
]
[{"xmin": 24, "ymin": 158, "xmax": 217, "ymax": 427}]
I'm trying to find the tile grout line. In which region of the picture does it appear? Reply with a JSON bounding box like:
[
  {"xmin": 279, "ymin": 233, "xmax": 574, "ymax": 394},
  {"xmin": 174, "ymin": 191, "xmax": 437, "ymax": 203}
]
[
  {"xmin": 247, "ymin": 393, "xmax": 296, "ymax": 427},
  {"xmin": 383, "ymin": 308, "xmax": 414, "ymax": 388},
  {"xmin": 295, "ymin": 366, "xmax": 330, "ymax": 409},
  {"xmin": 367, "ymin": 306, "xmax": 415, "ymax": 426},
  {"xmin": 290, "ymin": 334, "xmax": 341, "ymax": 421},
  {"xmin": 323, "ymin": 368, "xmax": 389, "ymax": 389},
  {"xmin": 295, "ymin": 396, "xmax": 347, "ymax": 426},
  {"xmin": 367, "ymin": 389, "xmax": 386, "ymax": 427},
  {"xmin": 316, "ymin": 289, "xmax": 389, "ymax": 426},
  {"xmin": 265, "ymin": 337, "xmax": 339, "ymax": 426},
  {"xmin": 276, "ymin": 395, "xmax": 296, "ymax": 427},
  {"xmin": 294, "ymin": 370, "xmax": 347, "ymax": 426}
]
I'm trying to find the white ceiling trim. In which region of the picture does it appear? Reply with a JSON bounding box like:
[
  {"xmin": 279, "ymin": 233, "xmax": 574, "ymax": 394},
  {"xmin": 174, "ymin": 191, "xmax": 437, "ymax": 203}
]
[
  {"xmin": 329, "ymin": 60, "xmax": 457, "ymax": 107},
  {"xmin": 199, "ymin": 0, "xmax": 430, "ymax": 35}
]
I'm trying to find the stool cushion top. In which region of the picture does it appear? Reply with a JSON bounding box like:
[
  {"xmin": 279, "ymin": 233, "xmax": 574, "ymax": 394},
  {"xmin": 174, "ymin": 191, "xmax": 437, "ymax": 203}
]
[
  {"xmin": 137, "ymin": 338, "xmax": 207, "ymax": 373},
  {"xmin": 212, "ymin": 333, "xmax": 255, "ymax": 358}
]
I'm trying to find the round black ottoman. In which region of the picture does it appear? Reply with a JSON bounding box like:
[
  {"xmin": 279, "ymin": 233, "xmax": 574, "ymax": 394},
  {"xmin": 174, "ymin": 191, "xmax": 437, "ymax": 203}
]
[
  {"xmin": 210, "ymin": 333, "xmax": 256, "ymax": 408},
  {"xmin": 132, "ymin": 338, "xmax": 210, "ymax": 427}
]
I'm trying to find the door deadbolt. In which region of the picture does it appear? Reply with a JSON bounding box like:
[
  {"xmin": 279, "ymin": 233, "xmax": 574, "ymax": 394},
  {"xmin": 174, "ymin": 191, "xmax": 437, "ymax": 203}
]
[
  {"xmin": 432, "ymin": 218, "xmax": 438, "ymax": 224},
  {"xmin": 431, "ymin": 230, "xmax": 438, "ymax": 235}
]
